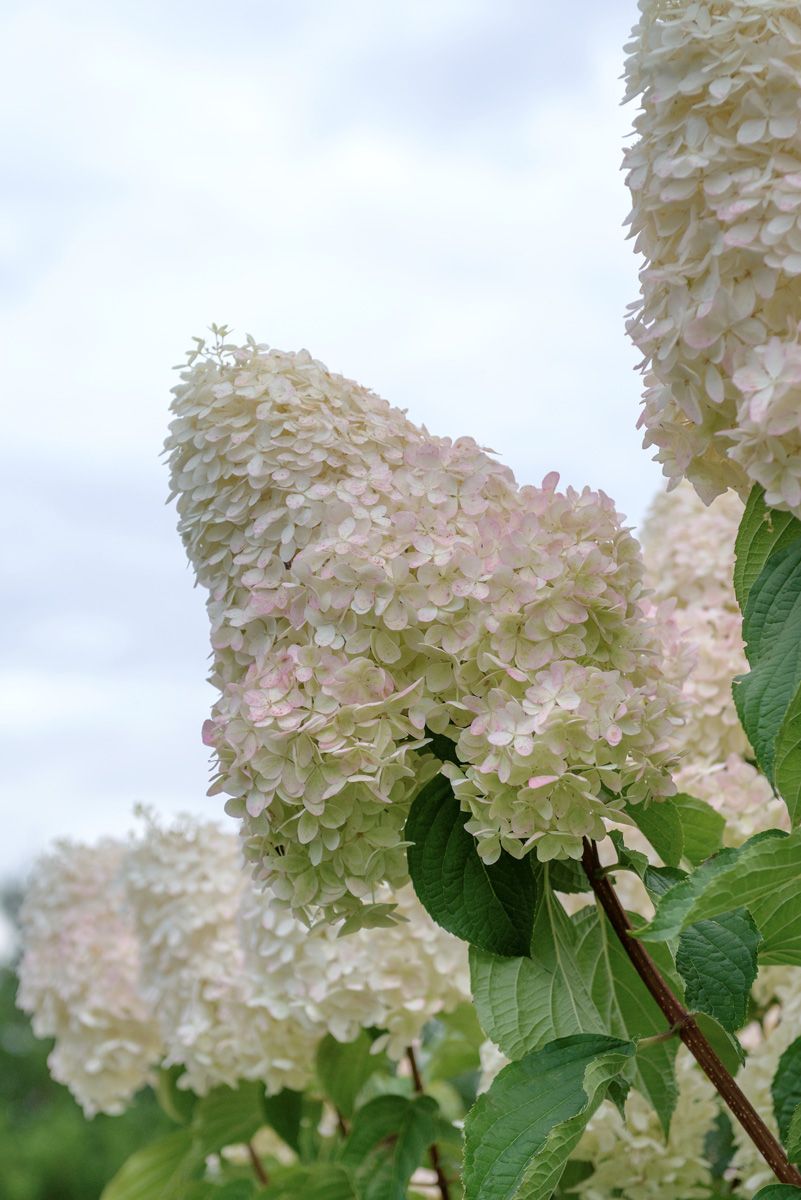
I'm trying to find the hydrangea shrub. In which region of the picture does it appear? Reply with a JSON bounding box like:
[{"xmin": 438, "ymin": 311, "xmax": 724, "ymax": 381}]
[{"xmin": 15, "ymin": 2, "xmax": 801, "ymax": 1198}]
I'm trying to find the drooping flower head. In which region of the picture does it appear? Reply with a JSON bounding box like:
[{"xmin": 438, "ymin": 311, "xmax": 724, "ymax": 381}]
[
  {"xmin": 16, "ymin": 839, "xmax": 162, "ymax": 1116},
  {"xmin": 640, "ymin": 482, "xmax": 749, "ymax": 763},
  {"xmin": 625, "ymin": 1, "xmax": 801, "ymax": 515},
  {"xmin": 166, "ymin": 332, "xmax": 686, "ymax": 919}
]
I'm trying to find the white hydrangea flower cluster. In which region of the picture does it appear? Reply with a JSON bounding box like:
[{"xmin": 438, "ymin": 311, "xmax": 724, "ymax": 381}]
[
  {"xmin": 18, "ymin": 814, "xmax": 469, "ymax": 1109},
  {"xmin": 640, "ymin": 482, "xmax": 749, "ymax": 764},
  {"xmin": 240, "ymin": 881, "xmax": 469, "ymax": 1061},
  {"xmin": 125, "ymin": 815, "xmax": 467, "ymax": 1084},
  {"xmin": 166, "ymin": 334, "xmax": 685, "ymax": 917},
  {"xmin": 574, "ymin": 1049, "xmax": 718, "ymax": 1200},
  {"xmin": 730, "ymin": 973, "xmax": 801, "ymax": 1193},
  {"xmin": 122, "ymin": 813, "xmax": 319, "ymax": 1096},
  {"xmin": 625, "ymin": 1, "xmax": 801, "ymax": 516},
  {"xmin": 676, "ymin": 755, "xmax": 789, "ymax": 847},
  {"xmin": 16, "ymin": 840, "xmax": 163, "ymax": 1117}
]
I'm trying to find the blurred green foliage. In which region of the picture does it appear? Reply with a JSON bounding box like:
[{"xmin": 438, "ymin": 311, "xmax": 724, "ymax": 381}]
[{"xmin": 0, "ymin": 948, "xmax": 170, "ymax": 1199}]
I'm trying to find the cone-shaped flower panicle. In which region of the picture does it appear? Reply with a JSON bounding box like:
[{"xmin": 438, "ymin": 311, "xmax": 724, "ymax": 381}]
[
  {"xmin": 625, "ymin": 2, "xmax": 801, "ymax": 515},
  {"xmin": 166, "ymin": 332, "xmax": 686, "ymax": 919},
  {"xmin": 16, "ymin": 840, "xmax": 163, "ymax": 1116}
]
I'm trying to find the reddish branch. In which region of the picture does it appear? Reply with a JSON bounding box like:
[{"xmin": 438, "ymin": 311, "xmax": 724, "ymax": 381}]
[
  {"xmin": 581, "ymin": 837, "xmax": 801, "ymax": 1187},
  {"xmin": 406, "ymin": 1046, "xmax": 452, "ymax": 1200},
  {"xmin": 247, "ymin": 1140, "xmax": 269, "ymax": 1186}
]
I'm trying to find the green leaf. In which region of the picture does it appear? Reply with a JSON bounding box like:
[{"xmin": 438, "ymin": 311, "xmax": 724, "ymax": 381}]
[
  {"xmin": 155, "ymin": 1065, "xmax": 197, "ymax": 1125},
  {"xmin": 624, "ymin": 799, "xmax": 683, "ymax": 867},
  {"xmin": 184, "ymin": 1185, "xmax": 257, "ymax": 1200},
  {"xmin": 694, "ymin": 1012, "xmax": 746, "ymax": 1075},
  {"xmin": 546, "ymin": 858, "xmax": 591, "ymax": 894},
  {"xmin": 316, "ymin": 1032, "xmax": 389, "ymax": 1118},
  {"xmin": 735, "ymin": 539, "xmax": 801, "ymax": 781},
  {"xmin": 462, "ymin": 1034, "xmax": 634, "ymax": 1200},
  {"xmin": 573, "ymin": 906, "xmax": 679, "ymax": 1134},
  {"xmin": 753, "ymin": 1188, "xmax": 801, "ymax": 1199},
  {"xmin": 773, "ymin": 1039, "xmax": 801, "ymax": 1146},
  {"xmin": 470, "ymin": 882, "xmax": 598, "ymax": 1059},
  {"xmin": 672, "ymin": 793, "xmax": 726, "ymax": 866},
  {"xmin": 638, "ymin": 847, "xmax": 743, "ymax": 943},
  {"xmin": 192, "ymin": 1082, "xmax": 266, "ymax": 1155},
  {"xmin": 472, "ymin": 883, "xmax": 679, "ymax": 1133},
  {"xmin": 676, "ymin": 908, "xmax": 761, "ymax": 1031},
  {"xmin": 100, "ymin": 1131, "xmax": 200, "ymax": 1200},
  {"xmin": 643, "ymin": 865, "xmax": 687, "ymax": 901},
  {"xmin": 424, "ymin": 1002, "xmax": 484, "ymax": 1083},
  {"xmin": 340, "ymin": 1095, "xmax": 438, "ymax": 1200},
  {"xmin": 734, "ymin": 485, "xmax": 801, "ymax": 612},
  {"xmin": 337, "ymin": 904, "xmax": 401, "ymax": 937},
  {"xmin": 640, "ymin": 829, "xmax": 801, "ymax": 964},
  {"xmin": 406, "ymin": 774, "xmax": 538, "ymax": 956},
  {"xmin": 608, "ymin": 830, "xmax": 650, "ymax": 882},
  {"xmin": 705, "ymin": 1111, "xmax": 736, "ymax": 1179},
  {"xmin": 776, "ymin": 684, "xmax": 801, "ymax": 828},
  {"xmin": 261, "ymin": 1164, "xmax": 357, "ymax": 1199},
  {"xmin": 262, "ymin": 1089, "xmax": 304, "ymax": 1155},
  {"xmin": 788, "ymin": 1104, "xmax": 801, "ymax": 1164}
]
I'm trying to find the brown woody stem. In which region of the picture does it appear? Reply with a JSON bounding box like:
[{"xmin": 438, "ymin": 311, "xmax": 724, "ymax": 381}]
[
  {"xmin": 581, "ymin": 837, "xmax": 801, "ymax": 1187},
  {"xmin": 247, "ymin": 1140, "xmax": 269, "ymax": 1186},
  {"xmin": 406, "ymin": 1045, "xmax": 451, "ymax": 1200}
]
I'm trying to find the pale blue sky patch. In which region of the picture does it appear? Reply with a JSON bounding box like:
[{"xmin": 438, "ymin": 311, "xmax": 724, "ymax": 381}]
[{"xmin": 0, "ymin": 0, "xmax": 662, "ymax": 884}]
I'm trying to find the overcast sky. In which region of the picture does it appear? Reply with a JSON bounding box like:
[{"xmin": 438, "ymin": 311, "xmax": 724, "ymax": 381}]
[{"xmin": 0, "ymin": 0, "xmax": 663, "ymax": 888}]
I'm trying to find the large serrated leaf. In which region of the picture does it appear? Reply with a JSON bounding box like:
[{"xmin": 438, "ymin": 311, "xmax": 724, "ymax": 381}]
[
  {"xmin": 672, "ymin": 793, "xmax": 726, "ymax": 866},
  {"xmin": 470, "ymin": 881, "xmax": 599, "ymax": 1059},
  {"xmin": 261, "ymin": 1164, "xmax": 358, "ymax": 1199},
  {"xmin": 100, "ymin": 1131, "xmax": 200, "ymax": 1200},
  {"xmin": 406, "ymin": 774, "xmax": 538, "ymax": 956},
  {"xmin": 262, "ymin": 1089, "xmax": 305, "ymax": 1154},
  {"xmin": 734, "ymin": 486, "xmax": 801, "ymax": 612},
  {"xmin": 623, "ymin": 799, "xmax": 683, "ymax": 866},
  {"xmin": 776, "ymin": 684, "xmax": 801, "ymax": 828},
  {"xmin": 638, "ymin": 848, "xmax": 743, "ymax": 943},
  {"xmin": 316, "ymin": 1031, "xmax": 390, "ymax": 1118},
  {"xmin": 424, "ymin": 1002, "xmax": 484, "ymax": 1082},
  {"xmin": 676, "ymin": 908, "xmax": 761, "ymax": 1031},
  {"xmin": 787, "ymin": 1104, "xmax": 801, "ymax": 1163},
  {"xmin": 192, "ymin": 1082, "xmax": 266, "ymax": 1155},
  {"xmin": 339, "ymin": 1095, "xmax": 438, "ymax": 1200},
  {"xmin": 573, "ymin": 906, "xmax": 679, "ymax": 1134},
  {"xmin": 640, "ymin": 829, "xmax": 801, "ymax": 964},
  {"xmin": 773, "ymin": 1039, "xmax": 801, "ymax": 1147},
  {"xmin": 736, "ymin": 539, "xmax": 801, "ymax": 781},
  {"xmin": 471, "ymin": 883, "xmax": 680, "ymax": 1133},
  {"xmin": 462, "ymin": 1034, "xmax": 634, "ymax": 1200}
]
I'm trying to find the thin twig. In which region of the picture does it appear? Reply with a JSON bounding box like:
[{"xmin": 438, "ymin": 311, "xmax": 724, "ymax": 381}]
[
  {"xmin": 581, "ymin": 837, "xmax": 801, "ymax": 1187},
  {"xmin": 247, "ymin": 1140, "xmax": 269, "ymax": 1187},
  {"xmin": 406, "ymin": 1046, "xmax": 451, "ymax": 1200},
  {"xmin": 335, "ymin": 1107, "xmax": 350, "ymax": 1138}
]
